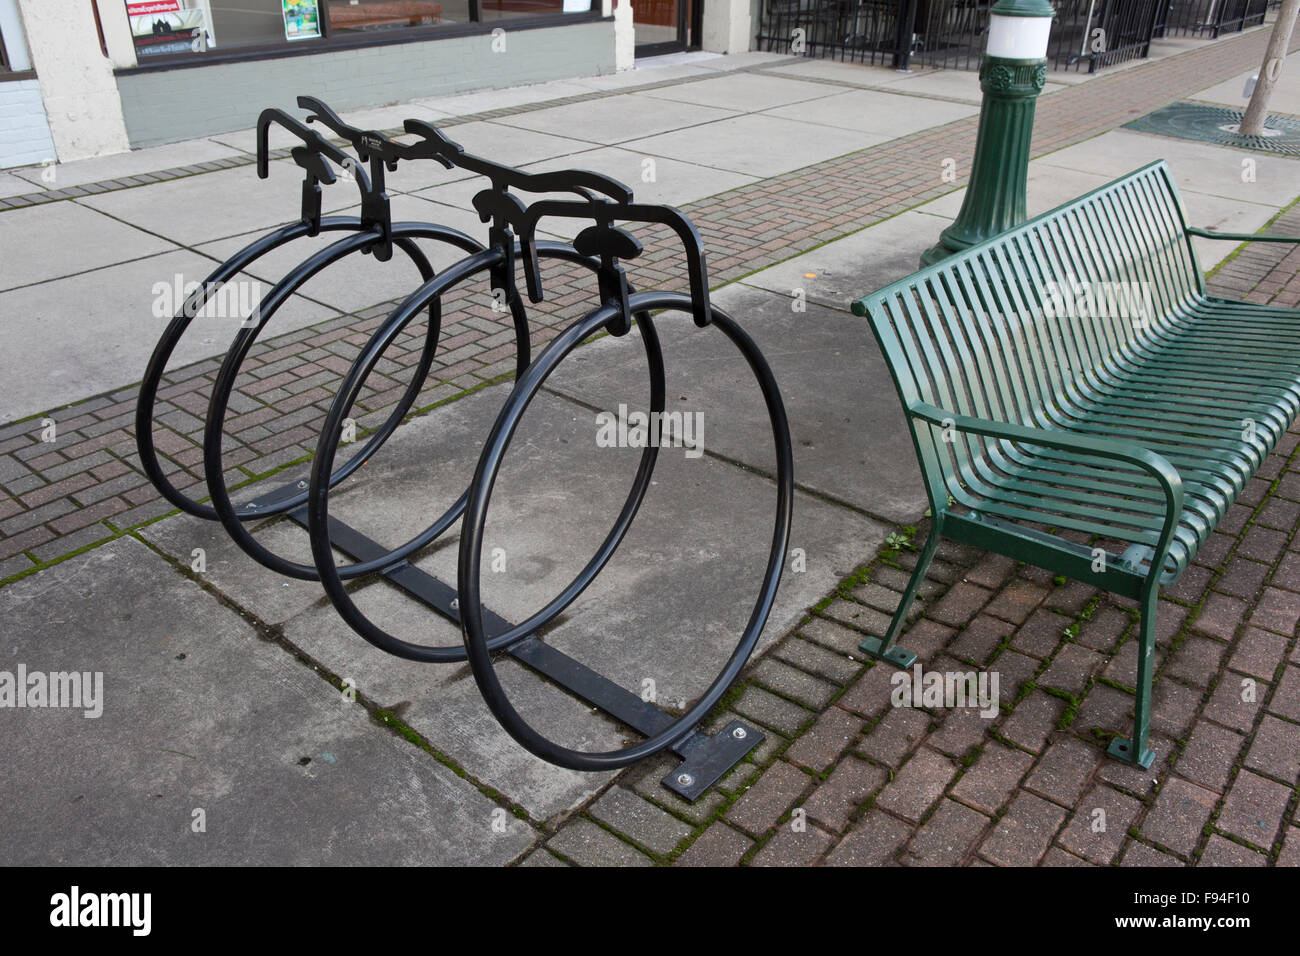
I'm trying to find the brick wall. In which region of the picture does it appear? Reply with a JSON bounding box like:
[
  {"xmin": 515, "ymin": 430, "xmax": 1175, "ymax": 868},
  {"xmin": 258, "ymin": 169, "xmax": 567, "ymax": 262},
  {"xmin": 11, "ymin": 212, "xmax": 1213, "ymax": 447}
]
[
  {"xmin": 0, "ymin": 78, "xmax": 55, "ymax": 169},
  {"xmin": 115, "ymin": 20, "xmax": 617, "ymax": 148}
]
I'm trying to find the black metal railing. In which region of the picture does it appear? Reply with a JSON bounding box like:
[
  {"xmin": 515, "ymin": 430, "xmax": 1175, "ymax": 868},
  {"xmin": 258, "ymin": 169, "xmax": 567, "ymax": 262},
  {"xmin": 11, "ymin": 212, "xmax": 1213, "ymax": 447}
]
[
  {"xmin": 1155, "ymin": 0, "xmax": 1268, "ymax": 37},
  {"xmin": 756, "ymin": 0, "xmax": 903, "ymax": 66},
  {"xmin": 1051, "ymin": 0, "xmax": 1162, "ymax": 72},
  {"xmin": 913, "ymin": 0, "xmax": 989, "ymax": 71},
  {"xmin": 756, "ymin": 0, "xmax": 1169, "ymax": 73},
  {"xmin": 1216, "ymin": 0, "xmax": 1270, "ymax": 34}
]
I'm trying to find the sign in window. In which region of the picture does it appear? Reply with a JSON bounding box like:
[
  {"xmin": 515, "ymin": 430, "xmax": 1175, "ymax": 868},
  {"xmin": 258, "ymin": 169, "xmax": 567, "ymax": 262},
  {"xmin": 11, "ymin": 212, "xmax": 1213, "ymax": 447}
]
[
  {"xmin": 125, "ymin": 1, "xmax": 209, "ymax": 57},
  {"xmin": 282, "ymin": 0, "xmax": 322, "ymax": 39}
]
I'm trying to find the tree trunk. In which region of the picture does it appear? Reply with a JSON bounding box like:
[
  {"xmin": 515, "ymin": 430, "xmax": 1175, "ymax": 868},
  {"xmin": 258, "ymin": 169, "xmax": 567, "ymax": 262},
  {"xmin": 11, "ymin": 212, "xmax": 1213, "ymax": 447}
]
[{"xmin": 1239, "ymin": 0, "xmax": 1300, "ymax": 136}]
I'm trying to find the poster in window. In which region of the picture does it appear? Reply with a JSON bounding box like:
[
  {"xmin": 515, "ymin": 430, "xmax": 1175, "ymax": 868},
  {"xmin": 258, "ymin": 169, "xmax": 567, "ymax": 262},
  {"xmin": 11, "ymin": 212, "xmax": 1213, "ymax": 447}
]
[
  {"xmin": 125, "ymin": 1, "xmax": 210, "ymax": 57},
  {"xmin": 282, "ymin": 0, "xmax": 323, "ymax": 40}
]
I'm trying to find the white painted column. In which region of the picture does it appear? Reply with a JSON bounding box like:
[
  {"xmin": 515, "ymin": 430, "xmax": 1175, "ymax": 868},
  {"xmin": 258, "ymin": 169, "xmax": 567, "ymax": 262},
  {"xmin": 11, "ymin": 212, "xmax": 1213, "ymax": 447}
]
[
  {"xmin": 613, "ymin": 0, "xmax": 635, "ymax": 71},
  {"xmin": 16, "ymin": 0, "xmax": 131, "ymax": 161},
  {"xmin": 97, "ymin": 0, "xmax": 140, "ymax": 69},
  {"xmin": 701, "ymin": 0, "xmax": 751, "ymax": 54}
]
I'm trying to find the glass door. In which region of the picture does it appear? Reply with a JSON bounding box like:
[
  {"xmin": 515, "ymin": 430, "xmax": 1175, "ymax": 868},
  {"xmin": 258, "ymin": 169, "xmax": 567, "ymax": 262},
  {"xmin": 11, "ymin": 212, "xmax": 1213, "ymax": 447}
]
[{"xmin": 631, "ymin": 0, "xmax": 697, "ymax": 55}]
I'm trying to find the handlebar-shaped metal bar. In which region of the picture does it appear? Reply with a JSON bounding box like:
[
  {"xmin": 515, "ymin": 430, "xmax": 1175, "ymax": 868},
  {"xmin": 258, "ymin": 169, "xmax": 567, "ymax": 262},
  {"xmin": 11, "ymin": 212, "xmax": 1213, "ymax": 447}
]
[
  {"xmin": 257, "ymin": 106, "xmax": 372, "ymax": 192},
  {"xmin": 518, "ymin": 198, "xmax": 712, "ymax": 328}
]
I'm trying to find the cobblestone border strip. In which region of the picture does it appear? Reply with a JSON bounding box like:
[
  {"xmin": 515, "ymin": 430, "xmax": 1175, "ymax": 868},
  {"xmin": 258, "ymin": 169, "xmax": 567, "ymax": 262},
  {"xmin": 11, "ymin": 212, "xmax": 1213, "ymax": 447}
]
[
  {"xmin": 1207, "ymin": 196, "xmax": 1300, "ymax": 307},
  {"xmin": 0, "ymin": 60, "xmax": 802, "ymax": 213},
  {"xmin": 511, "ymin": 197, "xmax": 1300, "ymax": 867}
]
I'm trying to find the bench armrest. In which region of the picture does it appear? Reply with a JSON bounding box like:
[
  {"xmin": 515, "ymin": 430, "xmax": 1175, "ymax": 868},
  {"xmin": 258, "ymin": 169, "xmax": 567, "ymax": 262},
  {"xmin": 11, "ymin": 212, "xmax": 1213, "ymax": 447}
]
[
  {"xmin": 1186, "ymin": 227, "xmax": 1300, "ymax": 244},
  {"xmin": 908, "ymin": 402, "xmax": 1185, "ymax": 580}
]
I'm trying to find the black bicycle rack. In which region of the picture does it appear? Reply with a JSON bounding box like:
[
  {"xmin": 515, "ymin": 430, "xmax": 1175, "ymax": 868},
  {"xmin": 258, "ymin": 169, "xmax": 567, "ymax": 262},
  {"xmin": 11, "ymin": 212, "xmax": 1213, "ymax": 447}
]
[{"xmin": 136, "ymin": 97, "xmax": 795, "ymax": 801}]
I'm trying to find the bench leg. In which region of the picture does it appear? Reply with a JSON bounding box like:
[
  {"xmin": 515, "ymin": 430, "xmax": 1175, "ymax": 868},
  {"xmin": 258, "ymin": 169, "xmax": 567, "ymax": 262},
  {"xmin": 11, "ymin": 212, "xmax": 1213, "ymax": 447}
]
[
  {"xmin": 1106, "ymin": 586, "xmax": 1157, "ymax": 769},
  {"xmin": 858, "ymin": 531, "xmax": 939, "ymax": 669}
]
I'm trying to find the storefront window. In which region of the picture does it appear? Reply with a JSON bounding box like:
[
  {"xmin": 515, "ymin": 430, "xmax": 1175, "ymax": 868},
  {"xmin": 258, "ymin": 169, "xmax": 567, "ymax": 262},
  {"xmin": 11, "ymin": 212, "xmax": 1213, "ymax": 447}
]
[
  {"xmin": 325, "ymin": 1, "xmax": 468, "ymax": 32},
  {"xmin": 480, "ymin": 0, "xmax": 591, "ymax": 19},
  {"xmin": 210, "ymin": 1, "xmax": 311, "ymax": 47},
  {"xmin": 123, "ymin": 0, "xmax": 594, "ymax": 62}
]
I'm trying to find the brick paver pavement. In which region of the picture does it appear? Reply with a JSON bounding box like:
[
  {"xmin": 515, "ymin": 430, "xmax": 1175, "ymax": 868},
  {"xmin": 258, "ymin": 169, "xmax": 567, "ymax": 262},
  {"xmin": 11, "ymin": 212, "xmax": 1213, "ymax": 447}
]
[
  {"xmin": 520, "ymin": 202, "xmax": 1300, "ymax": 866},
  {"xmin": 1, "ymin": 24, "xmax": 1296, "ymax": 585}
]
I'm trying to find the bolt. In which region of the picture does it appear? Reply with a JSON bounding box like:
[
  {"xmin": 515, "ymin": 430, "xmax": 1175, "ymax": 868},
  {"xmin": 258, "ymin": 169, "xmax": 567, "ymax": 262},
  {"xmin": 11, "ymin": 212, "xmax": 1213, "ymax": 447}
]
[
  {"xmin": 450, "ymin": 598, "xmax": 459, "ymax": 610},
  {"xmin": 297, "ymin": 480, "xmax": 307, "ymax": 489},
  {"xmin": 732, "ymin": 727, "xmax": 747, "ymax": 740},
  {"xmin": 677, "ymin": 773, "xmax": 694, "ymax": 788}
]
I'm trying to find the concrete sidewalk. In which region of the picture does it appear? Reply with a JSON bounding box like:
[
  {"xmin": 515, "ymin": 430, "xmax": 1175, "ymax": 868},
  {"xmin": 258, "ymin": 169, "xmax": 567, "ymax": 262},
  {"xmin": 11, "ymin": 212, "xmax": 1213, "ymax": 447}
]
[{"xmin": 0, "ymin": 28, "xmax": 1298, "ymax": 866}]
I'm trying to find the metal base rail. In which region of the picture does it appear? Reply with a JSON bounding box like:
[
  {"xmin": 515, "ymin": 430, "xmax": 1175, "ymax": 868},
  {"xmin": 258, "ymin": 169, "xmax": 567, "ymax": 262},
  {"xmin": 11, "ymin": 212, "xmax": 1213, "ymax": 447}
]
[{"xmin": 278, "ymin": 502, "xmax": 762, "ymax": 801}]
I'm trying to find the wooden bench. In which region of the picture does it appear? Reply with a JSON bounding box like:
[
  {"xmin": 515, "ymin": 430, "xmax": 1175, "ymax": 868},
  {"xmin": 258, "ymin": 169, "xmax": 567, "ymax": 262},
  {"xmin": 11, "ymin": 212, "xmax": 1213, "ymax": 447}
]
[{"xmin": 852, "ymin": 160, "xmax": 1300, "ymax": 768}]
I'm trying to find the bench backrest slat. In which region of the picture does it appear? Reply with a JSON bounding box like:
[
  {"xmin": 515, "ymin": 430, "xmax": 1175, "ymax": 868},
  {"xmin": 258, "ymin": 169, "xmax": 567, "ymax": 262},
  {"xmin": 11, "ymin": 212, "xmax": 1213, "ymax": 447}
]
[{"xmin": 857, "ymin": 161, "xmax": 1200, "ymax": 502}]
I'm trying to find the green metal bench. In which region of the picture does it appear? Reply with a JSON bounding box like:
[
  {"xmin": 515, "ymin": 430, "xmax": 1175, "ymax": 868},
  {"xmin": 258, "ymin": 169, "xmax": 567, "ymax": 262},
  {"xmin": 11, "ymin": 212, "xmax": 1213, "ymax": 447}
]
[{"xmin": 853, "ymin": 160, "xmax": 1300, "ymax": 768}]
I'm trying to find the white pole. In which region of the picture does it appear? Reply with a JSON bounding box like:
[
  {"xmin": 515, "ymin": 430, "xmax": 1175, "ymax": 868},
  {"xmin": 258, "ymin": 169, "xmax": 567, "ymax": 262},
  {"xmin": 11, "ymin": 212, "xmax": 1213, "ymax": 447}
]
[
  {"xmin": 1079, "ymin": 0, "xmax": 1096, "ymax": 58},
  {"xmin": 1239, "ymin": 0, "xmax": 1300, "ymax": 136}
]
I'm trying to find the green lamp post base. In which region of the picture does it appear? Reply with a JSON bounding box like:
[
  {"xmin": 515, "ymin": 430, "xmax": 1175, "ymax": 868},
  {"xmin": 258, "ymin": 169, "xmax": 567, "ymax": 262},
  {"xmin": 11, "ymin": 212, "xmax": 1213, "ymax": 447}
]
[{"xmin": 921, "ymin": 56, "xmax": 1050, "ymax": 267}]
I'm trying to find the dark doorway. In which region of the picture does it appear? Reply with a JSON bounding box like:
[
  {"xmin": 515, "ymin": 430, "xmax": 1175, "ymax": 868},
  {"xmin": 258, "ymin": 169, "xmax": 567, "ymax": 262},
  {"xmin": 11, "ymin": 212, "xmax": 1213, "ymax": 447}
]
[{"xmin": 632, "ymin": 0, "xmax": 700, "ymax": 55}]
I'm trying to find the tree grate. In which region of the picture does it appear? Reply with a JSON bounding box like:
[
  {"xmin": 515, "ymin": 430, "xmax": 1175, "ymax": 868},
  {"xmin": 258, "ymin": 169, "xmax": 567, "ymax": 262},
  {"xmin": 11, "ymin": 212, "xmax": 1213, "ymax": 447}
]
[{"xmin": 1124, "ymin": 101, "xmax": 1300, "ymax": 156}]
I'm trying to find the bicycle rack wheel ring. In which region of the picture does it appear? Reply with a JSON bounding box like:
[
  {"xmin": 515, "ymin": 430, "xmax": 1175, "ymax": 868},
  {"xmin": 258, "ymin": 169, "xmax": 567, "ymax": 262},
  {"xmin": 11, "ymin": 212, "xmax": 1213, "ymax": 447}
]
[
  {"xmin": 306, "ymin": 244, "xmax": 667, "ymax": 663},
  {"xmin": 135, "ymin": 217, "xmax": 427, "ymax": 520},
  {"xmin": 457, "ymin": 291, "xmax": 795, "ymax": 771},
  {"xmin": 202, "ymin": 225, "xmax": 496, "ymax": 580}
]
